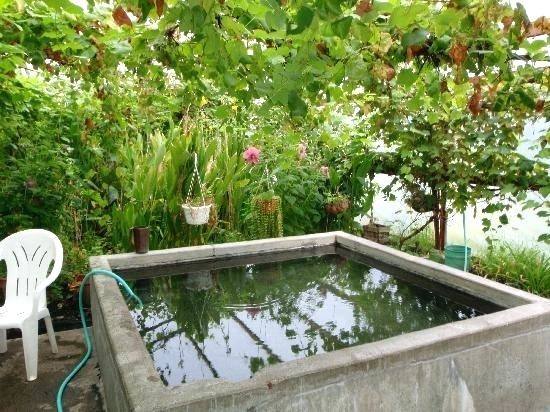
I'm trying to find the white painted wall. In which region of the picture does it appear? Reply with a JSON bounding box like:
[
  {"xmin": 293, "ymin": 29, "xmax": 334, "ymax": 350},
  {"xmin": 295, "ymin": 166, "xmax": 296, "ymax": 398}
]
[{"xmin": 363, "ymin": 120, "xmax": 549, "ymax": 254}]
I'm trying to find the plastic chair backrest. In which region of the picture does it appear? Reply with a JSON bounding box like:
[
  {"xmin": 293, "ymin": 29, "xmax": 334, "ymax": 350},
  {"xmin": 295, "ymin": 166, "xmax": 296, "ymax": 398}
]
[{"xmin": 0, "ymin": 229, "xmax": 63, "ymax": 310}]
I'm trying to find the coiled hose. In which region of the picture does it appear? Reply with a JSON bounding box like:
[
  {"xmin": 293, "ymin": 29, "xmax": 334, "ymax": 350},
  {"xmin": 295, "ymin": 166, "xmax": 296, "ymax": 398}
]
[{"xmin": 55, "ymin": 269, "xmax": 142, "ymax": 412}]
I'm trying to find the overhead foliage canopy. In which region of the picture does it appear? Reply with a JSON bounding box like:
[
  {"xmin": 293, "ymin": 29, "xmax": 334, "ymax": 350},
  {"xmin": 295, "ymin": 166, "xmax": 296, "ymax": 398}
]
[
  {"xmin": 2, "ymin": 0, "xmax": 548, "ymax": 113},
  {"xmin": 0, "ymin": 0, "xmax": 549, "ymax": 247}
]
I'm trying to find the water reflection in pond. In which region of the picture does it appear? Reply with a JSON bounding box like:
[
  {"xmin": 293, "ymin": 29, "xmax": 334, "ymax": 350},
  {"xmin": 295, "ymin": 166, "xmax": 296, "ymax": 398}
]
[{"xmin": 127, "ymin": 253, "xmax": 494, "ymax": 386}]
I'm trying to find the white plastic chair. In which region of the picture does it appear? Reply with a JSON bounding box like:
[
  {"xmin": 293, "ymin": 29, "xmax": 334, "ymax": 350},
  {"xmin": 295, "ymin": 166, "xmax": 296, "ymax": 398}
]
[{"xmin": 0, "ymin": 229, "xmax": 63, "ymax": 381}]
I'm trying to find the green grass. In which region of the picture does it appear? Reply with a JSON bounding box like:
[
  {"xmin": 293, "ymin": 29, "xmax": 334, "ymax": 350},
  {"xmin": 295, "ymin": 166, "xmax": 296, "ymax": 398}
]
[
  {"xmin": 472, "ymin": 244, "xmax": 550, "ymax": 298},
  {"xmin": 388, "ymin": 224, "xmax": 550, "ymax": 298}
]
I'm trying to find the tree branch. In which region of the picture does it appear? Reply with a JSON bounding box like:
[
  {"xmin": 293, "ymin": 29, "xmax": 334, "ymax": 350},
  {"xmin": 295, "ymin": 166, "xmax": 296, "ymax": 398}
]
[{"xmin": 398, "ymin": 215, "xmax": 435, "ymax": 248}]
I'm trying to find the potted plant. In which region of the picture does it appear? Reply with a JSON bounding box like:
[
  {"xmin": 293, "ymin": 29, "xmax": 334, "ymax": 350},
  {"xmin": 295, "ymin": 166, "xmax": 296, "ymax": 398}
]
[
  {"xmin": 182, "ymin": 152, "xmax": 212, "ymax": 225},
  {"xmin": 324, "ymin": 193, "xmax": 350, "ymax": 215},
  {"xmin": 250, "ymin": 190, "xmax": 283, "ymax": 239},
  {"xmin": 243, "ymin": 150, "xmax": 284, "ymax": 239},
  {"xmin": 182, "ymin": 194, "xmax": 212, "ymax": 225}
]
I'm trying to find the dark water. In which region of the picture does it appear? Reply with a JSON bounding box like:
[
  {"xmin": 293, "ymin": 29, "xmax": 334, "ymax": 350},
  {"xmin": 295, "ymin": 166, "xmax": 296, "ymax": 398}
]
[{"xmin": 125, "ymin": 249, "xmax": 501, "ymax": 386}]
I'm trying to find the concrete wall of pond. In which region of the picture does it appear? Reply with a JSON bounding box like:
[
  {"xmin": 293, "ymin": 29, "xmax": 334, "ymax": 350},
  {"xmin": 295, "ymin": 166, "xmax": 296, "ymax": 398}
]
[{"xmin": 89, "ymin": 234, "xmax": 550, "ymax": 412}]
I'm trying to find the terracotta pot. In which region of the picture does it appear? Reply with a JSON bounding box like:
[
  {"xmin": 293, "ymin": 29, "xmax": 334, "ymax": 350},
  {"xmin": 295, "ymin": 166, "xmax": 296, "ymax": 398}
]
[{"xmin": 131, "ymin": 226, "xmax": 150, "ymax": 254}]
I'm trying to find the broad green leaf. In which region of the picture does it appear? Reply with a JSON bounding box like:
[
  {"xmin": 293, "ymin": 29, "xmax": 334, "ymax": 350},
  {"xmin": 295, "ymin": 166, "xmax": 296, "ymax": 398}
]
[
  {"xmin": 401, "ymin": 29, "xmax": 429, "ymax": 48},
  {"xmin": 138, "ymin": 0, "xmax": 153, "ymax": 21},
  {"xmin": 427, "ymin": 112, "xmax": 439, "ymax": 124},
  {"xmin": 44, "ymin": 0, "xmax": 83, "ymax": 14},
  {"xmin": 288, "ymin": 90, "xmax": 307, "ymax": 117},
  {"xmin": 389, "ymin": 4, "xmax": 425, "ymax": 29},
  {"xmin": 266, "ymin": 10, "xmax": 286, "ymax": 31},
  {"xmin": 222, "ymin": 16, "xmax": 248, "ymax": 36},
  {"xmin": 433, "ymin": 9, "xmax": 462, "ymax": 34},
  {"xmin": 396, "ymin": 69, "xmax": 417, "ymax": 88},
  {"xmin": 516, "ymin": 89, "xmax": 536, "ymax": 109},
  {"xmin": 287, "ymin": 7, "xmax": 314, "ymax": 35},
  {"xmin": 520, "ymin": 39, "xmax": 547, "ymax": 55},
  {"xmin": 331, "ymin": 16, "xmax": 353, "ymax": 39}
]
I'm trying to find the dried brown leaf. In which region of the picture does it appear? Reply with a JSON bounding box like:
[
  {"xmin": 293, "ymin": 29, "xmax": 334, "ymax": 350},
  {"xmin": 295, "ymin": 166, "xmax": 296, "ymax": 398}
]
[{"xmin": 113, "ymin": 6, "xmax": 132, "ymax": 27}]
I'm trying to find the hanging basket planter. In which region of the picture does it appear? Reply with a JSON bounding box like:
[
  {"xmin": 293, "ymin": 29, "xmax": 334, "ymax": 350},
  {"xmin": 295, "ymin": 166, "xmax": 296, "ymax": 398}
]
[
  {"xmin": 257, "ymin": 196, "xmax": 280, "ymax": 214},
  {"xmin": 250, "ymin": 194, "xmax": 283, "ymax": 239},
  {"xmin": 405, "ymin": 186, "xmax": 435, "ymax": 213},
  {"xmin": 182, "ymin": 203, "xmax": 212, "ymax": 225},
  {"xmin": 325, "ymin": 196, "xmax": 350, "ymax": 215},
  {"xmin": 182, "ymin": 152, "xmax": 211, "ymax": 225}
]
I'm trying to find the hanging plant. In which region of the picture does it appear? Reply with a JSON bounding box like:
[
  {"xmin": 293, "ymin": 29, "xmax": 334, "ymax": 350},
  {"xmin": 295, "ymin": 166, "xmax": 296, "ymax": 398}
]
[
  {"xmin": 182, "ymin": 196, "xmax": 212, "ymax": 225},
  {"xmin": 405, "ymin": 184, "xmax": 436, "ymax": 213},
  {"xmin": 250, "ymin": 192, "xmax": 283, "ymax": 239},
  {"xmin": 324, "ymin": 193, "xmax": 350, "ymax": 215},
  {"xmin": 244, "ymin": 155, "xmax": 283, "ymax": 239},
  {"xmin": 182, "ymin": 153, "xmax": 212, "ymax": 225}
]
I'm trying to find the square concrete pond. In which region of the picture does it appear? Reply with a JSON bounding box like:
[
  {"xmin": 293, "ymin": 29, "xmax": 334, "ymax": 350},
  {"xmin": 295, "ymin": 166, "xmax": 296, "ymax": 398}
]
[{"xmin": 90, "ymin": 232, "xmax": 550, "ymax": 411}]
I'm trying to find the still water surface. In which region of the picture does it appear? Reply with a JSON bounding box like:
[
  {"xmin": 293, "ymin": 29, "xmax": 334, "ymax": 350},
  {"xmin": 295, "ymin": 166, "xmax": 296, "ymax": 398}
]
[{"xmin": 127, "ymin": 250, "xmax": 499, "ymax": 386}]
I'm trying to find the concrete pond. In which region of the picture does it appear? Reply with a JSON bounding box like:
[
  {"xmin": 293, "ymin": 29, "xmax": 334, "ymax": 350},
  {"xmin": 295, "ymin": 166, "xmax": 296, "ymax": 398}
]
[{"xmin": 89, "ymin": 232, "xmax": 550, "ymax": 411}]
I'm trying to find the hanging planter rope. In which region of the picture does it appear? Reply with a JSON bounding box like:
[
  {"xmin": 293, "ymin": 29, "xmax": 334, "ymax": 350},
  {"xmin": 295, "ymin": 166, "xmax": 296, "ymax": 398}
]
[{"xmin": 182, "ymin": 152, "xmax": 212, "ymax": 225}]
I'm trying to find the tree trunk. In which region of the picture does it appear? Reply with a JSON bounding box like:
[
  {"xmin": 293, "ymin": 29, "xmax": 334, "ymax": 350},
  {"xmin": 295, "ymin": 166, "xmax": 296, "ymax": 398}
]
[
  {"xmin": 432, "ymin": 190, "xmax": 447, "ymax": 251},
  {"xmin": 433, "ymin": 191, "xmax": 440, "ymax": 250}
]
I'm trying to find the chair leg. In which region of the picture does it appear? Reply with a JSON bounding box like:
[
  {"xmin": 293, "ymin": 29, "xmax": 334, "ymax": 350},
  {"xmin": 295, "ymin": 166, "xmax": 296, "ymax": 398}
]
[
  {"xmin": 44, "ymin": 315, "xmax": 58, "ymax": 353},
  {"xmin": 0, "ymin": 328, "xmax": 6, "ymax": 353},
  {"xmin": 21, "ymin": 319, "xmax": 39, "ymax": 381}
]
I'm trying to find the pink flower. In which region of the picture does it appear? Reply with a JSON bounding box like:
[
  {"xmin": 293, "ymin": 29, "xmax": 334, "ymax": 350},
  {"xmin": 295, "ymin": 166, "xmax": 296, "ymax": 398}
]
[
  {"xmin": 320, "ymin": 166, "xmax": 329, "ymax": 177},
  {"xmin": 243, "ymin": 146, "xmax": 261, "ymax": 164},
  {"xmin": 297, "ymin": 142, "xmax": 307, "ymax": 160}
]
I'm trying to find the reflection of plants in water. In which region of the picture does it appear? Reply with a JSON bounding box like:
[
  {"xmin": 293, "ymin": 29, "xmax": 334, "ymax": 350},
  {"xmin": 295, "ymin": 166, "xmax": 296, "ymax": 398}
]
[
  {"xmin": 129, "ymin": 274, "xmax": 229, "ymax": 347},
  {"xmin": 316, "ymin": 258, "xmax": 478, "ymax": 349},
  {"xmin": 164, "ymin": 275, "xmax": 228, "ymax": 343},
  {"xmin": 129, "ymin": 253, "xmax": 481, "ymax": 381}
]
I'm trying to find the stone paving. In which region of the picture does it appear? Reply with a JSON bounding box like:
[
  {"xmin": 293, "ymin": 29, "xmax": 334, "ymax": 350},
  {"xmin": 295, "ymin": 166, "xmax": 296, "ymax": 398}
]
[{"xmin": 0, "ymin": 329, "xmax": 103, "ymax": 411}]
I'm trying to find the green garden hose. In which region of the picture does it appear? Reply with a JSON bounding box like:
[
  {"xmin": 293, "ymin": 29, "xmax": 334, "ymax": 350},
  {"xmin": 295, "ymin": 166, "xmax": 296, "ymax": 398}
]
[{"xmin": 55, "ymin": 269, "xmax": 142, "ymax": 412}]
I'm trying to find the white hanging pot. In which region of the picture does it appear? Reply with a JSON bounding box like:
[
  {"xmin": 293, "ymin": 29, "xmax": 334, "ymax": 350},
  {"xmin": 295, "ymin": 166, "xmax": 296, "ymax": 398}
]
[{"xmin": 182, "ymin": 203, "xmax": 212, "ymax": 225}]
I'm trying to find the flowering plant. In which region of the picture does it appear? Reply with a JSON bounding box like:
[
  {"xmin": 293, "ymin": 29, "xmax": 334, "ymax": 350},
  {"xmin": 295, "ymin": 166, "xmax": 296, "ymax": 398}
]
[
  {"xmin": 243, "ymin": 146, "xmax": 260, "ymax": 165},
  {"xmin": 242, "ymin": 146, "xmax": 277, "ymax": 198}
]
